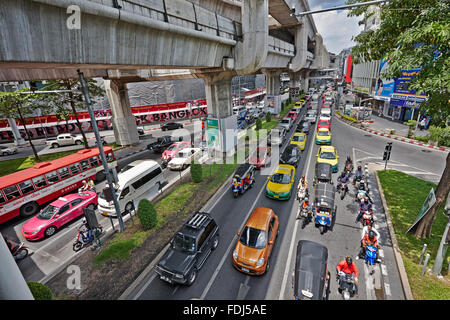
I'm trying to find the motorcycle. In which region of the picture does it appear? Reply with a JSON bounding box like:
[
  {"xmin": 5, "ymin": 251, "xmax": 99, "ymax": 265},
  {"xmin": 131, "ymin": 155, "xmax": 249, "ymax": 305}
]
[
  {"xmin": 297, "ymin": 205, "xmax": 312, "ymax": 229},
  {"xmin": 365, "ymin": 245, "xmax": 379, "ymax": 266},
  {"xmin": 78, "ymin": 186, "xmax": 96, "ymax": 193},
  {"xmin": 361, "ymin": 210, "xmax": 374, "ymax": 226},
  {"xmin": 297, "ymin": 185, "xmax": 308, "ymax": 202},
  {"xmin": 337, "ymin": 272, "xmax": 357, "ymax": 300},
  {"xmin": 10, "ymin": 242, "xmax": 29, "ymax": 261},
  {"xmin": 73, "ymin": 225, "xmax": 103, "ymax": 252},
  {"xmin": 337, "ymin": 181, "xmax": 349, "ymax": 200}
]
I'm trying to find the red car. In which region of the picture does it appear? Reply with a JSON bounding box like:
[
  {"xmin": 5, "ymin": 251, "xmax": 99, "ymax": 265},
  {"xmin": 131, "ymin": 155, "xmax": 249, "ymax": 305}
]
[
  {"xmin": 322, "ymin": 103, "xmax": 332, "ymax": 109},
  {"xmin": 162, "ymin": 141, "xmax": 191, "ymax": 162},
  {"xmin": 22, "ymin": 191, "xmax": 98, "ymax": 240},
  {"xmin": 249, "ymin": 147, "xmax": 271, "ymax": 168},
  {"xmin": 317, "ymin": 119, "xmax": 331, "ymax": 131},
  {"xmin": 287, "ymin": 111, "xmax": 298, "ymax": 122}
]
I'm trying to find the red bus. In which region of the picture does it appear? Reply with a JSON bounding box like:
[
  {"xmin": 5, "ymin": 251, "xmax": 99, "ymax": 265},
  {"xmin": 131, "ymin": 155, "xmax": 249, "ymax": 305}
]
[{"xmin": 0, "ymin": 147, "xmax": 117, "ymax": 224}]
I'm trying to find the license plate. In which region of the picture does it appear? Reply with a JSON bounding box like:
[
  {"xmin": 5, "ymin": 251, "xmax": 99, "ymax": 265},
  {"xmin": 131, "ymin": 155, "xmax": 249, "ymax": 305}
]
[
  {"xmin": 102, "ymin": 212, "xmax": 109, "ymax": 217},
  {"xmin": 160, "ymin": 276, "xmax": 171, "ymax": 283},
  {"xmin": 241, "ymin": 267, "xmax": 249, "ymax": 273},
  {"xmin": 274, "ymin": 195, "xmax": 279, "ymax": 198}
]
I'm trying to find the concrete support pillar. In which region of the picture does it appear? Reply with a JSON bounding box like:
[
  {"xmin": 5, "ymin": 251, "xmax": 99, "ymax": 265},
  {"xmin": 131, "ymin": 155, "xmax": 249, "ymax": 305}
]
[
  {"xmin": 288, "ymin": 71, "xmax": 301, "ymax": 100},
  {"xmin": 300, "ymin": 70, "xmax": 312, "ymax": 93},
  {"xmin": 201, "ymin": 72, "xmax": 237, "ymax": 155},
  {"xmin": 104, "ymin": 80, "xmax": 139, "ymax": 146},
  {"xmin": 8, "ymin": 118, "xmax": 26, "ymax": 146},
  {"xmin": 263, "ymin": 69, "xmax": 282, "ymax": 114}
]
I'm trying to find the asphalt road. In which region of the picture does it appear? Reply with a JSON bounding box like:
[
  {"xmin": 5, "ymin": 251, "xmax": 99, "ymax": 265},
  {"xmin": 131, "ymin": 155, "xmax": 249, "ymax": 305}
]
[{"xmin": 132, "ymin": 100, "xmax": 447, "ymax": 301}]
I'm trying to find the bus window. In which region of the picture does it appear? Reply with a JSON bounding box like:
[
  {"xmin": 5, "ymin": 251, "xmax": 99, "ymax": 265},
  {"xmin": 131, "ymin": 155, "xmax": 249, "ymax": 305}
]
[
  {"xmin": 106, "ymin": 152, "xmax": 114, "ymax": 162},
  {"xmin": 58, "ymin": 167, "xmax": 70, "ymax": 180},
  {"xmin": 3, "ymin": 185, "xmax": 21, "ymax": 201},
  {"xmin": 19, "ymin": 180, "xmax": 35, "ymax": 195},
  {"xmin": 46, "ymin": 171, "xmax": 59, "ymax": 183},
  {"xmin": 32, "ymin": 176, "xmax": 48, "ymax": 189},
  {"xmin": 89, "ymin": 156, "xmax": 99, "ymax": 167},
  {"xmin": 70, "ymin": 162, "xmax": 81, "ymax": 175},
  {"xmin": 80, "ymin": 160, "xmax": 90, "ymax": 171},
  {"xmin": 0, "ymin": 192, "xmax": 6, "ymax": 205}
]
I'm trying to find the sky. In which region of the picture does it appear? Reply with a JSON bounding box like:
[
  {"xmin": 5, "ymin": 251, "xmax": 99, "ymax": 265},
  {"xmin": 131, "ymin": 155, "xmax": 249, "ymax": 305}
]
[{"xmin": 308, "ymin": 0, "xmax": 364, "ymax": 55}]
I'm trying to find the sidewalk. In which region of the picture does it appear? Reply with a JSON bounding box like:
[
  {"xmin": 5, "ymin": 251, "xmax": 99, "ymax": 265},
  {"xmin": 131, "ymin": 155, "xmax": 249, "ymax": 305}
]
[{"xmin": 361, "ymin": 115, "xmax": 429, "ymax": 138}]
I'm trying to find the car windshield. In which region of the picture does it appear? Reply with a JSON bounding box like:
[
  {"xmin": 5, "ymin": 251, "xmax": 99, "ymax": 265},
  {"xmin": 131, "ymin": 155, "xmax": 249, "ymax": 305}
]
[
  {"xmin": 281, "ymin": 119, "xmax": 289, "ymax": 124},
  {"xmin": 177, "ymin": 151, "xmax": 189, "ymax": 158},
  {"xmin": 239, "ymin": 226, "xmax": 266, "ymax": 249},
  {"xmin": 167, "ymin": 144, "xmax": 179, "ymax": 151},
  {"xmin": 320, "ymin": 152, "xmax": 336, "ymax": 159},
  {"xmin": 270, "ymin": 172, "xmax": 290, "ymax": 184},
  {"xmin": 172, "ymin": 233, "xmax": 196, "ymax": 253},
  {"xmin": 319, "ymin": 122, "xmax": 329, "ymax": 126},
  {"xmin": 292, "ymin": 135, "xmax": 304, "ymax": 142},
  {"xmin": 38, "ymin": 205, "xmax": 59, "ymax": 220},
  {"xmin": 318, "ymin": 131, "xmax": 330, "ymax": 136}
]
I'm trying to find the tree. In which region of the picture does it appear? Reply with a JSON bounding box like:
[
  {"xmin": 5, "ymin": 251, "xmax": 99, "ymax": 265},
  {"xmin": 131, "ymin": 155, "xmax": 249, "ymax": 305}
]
[
  {"xmin": 0, "ymin": 89, "xmax": 46, "ymax": 162},
  {"xmin": 190, "ymin": 160, "xmax": 203, "ymax": 183},
  {"xmin": 41, "ymin": 79, "xmax": 105, "ymax": 148},
  {"xmin": 347, "ymin": 0, "xmax": 450, "ymax": 238},
  {"xmin": 137, "ymin": 198, "xmax": 158, "ymax": 230}
]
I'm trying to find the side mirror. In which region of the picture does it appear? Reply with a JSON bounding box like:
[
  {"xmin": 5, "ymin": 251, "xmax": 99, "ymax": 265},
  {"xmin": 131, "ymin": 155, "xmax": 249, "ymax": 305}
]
[
  {"xmin": 269, "ymin": 240, "xmax": 274, "ymax": 245},
  {"xmin": 54, "ymin": 214, "xmax": 60, "ymax": 219}
]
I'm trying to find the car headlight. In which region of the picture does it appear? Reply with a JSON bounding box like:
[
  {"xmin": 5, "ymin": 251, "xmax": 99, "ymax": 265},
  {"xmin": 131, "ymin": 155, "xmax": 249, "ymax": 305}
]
[
  {"xmin": 256, "ymin": 257, "xmax": 265, "ymax": 267},
  {"xmin": 233, "ymin": 250, "xmax": 238, "ymax": 259},
  {"xmin": 175, "ymin": 273, "xmax": 184, "ymax": 279},
  {"xmin": 32, "ymin": 227, "xmax": 42, "ymax": 234}
]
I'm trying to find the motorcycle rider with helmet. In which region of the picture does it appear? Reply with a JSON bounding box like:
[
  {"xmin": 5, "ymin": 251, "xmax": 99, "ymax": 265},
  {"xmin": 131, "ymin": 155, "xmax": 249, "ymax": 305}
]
[
  {"xmin": 353, "ymin": 165, "xmax": 364, "ymax": 186},
  {"xmin": 336, "ymin": 256, "xmax": 359, "ymax": 295},
  {"xmin": 297, "ymin": 196, "xmax": 311, "ymax": 220},
  {"xmin": 361, "ymin": 230, "xmax": 380, "ymax": 261},
  {"xmin": 297, "ymin": 175, "xmax": 309, "ymax": 198},
  {"xmin": 80, "ymin": 218, "xmax": 94, "ymax": 243},
  {"xmin": 356, "ymin": 198, "xmax": 373, "ymax": 223},
  {"xmin": 358, "ymin": 224, "xmax": 381, "ymax": 259},
  {"xmin": 337, "ymin": 171, "xmax": 349, "ymax": 192}
]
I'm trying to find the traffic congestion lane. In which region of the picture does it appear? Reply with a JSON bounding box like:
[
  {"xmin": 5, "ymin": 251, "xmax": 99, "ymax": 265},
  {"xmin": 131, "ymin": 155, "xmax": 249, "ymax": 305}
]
[{"xmin": 135, "ymin": 105, "xmax": 311, "ymax": 300}]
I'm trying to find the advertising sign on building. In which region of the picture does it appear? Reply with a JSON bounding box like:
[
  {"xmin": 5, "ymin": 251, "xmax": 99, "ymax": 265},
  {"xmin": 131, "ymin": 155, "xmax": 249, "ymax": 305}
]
[
  {"xmin": 390, "ymin": 68, "xmax": 427, "ymax": 108},
  {"xmin": 374, "ymin": 58, "xmax": 395, "ymax": 101},
  {"xmin": 206, "ymin": 118, "xmax": 220, "ymax": 151}
]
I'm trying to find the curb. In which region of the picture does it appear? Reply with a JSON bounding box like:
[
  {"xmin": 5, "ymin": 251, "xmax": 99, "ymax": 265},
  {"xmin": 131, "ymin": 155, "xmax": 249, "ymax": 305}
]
[
  {"xmin": 374, "ymin": 170, "xmax": 414, "ymax": 300},
  {"xmin": 335, "ymin": 115, "xmax": 448, "ymax": 152}
]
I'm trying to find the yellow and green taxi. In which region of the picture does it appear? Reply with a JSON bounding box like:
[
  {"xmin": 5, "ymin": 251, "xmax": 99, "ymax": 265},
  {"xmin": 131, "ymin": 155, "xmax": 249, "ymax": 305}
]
[
  {"xmin": 315, "ymin": 128, "xmax": 332, "ymax": 145},
  {"xmin": 294, "ymin": 99, "xmax": 306, "ymax": 109},
  {"xmin": 265, "ymin": 164, "xmax": 296, "ymax": 200},
  {"xmin": 290, "ymin": 132, "xmax": 307, "ymax": 150},
  {"xmin": 316, "ymin": 146, "xmax": 339, "ymax": 172}
]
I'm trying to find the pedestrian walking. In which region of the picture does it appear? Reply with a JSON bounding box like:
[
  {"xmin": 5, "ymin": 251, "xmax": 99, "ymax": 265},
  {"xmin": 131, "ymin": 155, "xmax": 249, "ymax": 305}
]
[{"xmin": 420, "ymin": 118, "xmax": 426, "ymax": 131}]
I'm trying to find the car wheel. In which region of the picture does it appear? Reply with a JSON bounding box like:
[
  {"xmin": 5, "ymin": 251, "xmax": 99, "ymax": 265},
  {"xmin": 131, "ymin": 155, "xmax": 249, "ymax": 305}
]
[
  {"xmin": 125, "ymin": 202, "xmax": 134, "ymax": 214},
  {"xmin": 20, "ymin": 202, "xmax": 39, "ymax": 217},
  {"xmin": 52, "ymin": 143, "xmax": 59, "ymax": 148},
  {"xmin": 265, "ymin": 260, "xmax": 270, "ymax": 274},
  {"xmin": 87, "ymin": 203, "xmax": 96, "ymax": 211},
  {"xmin": 2, "ymin": 152, "xmax": 6, "ymax": 156},
  {"xmin": 75, "ymin": 140, "xmax": 82, "ymax": 145},
  {"xmin": 45, "ymin": 226, "xmax": 57, "ymax": 238},
  {"xmin": 212, "ymin": 235, "xmax": 219, "ymax": 250},
  {"xmin": 187, "ymin": 268, "xmax": 197, "ymax": 286}
]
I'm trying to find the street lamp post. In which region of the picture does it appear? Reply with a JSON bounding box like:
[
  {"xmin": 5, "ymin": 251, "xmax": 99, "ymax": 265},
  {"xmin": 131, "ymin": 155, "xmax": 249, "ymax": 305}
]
[{"xmin": 77, "ymin": 70, "xmax": 125, "ymax": 232}]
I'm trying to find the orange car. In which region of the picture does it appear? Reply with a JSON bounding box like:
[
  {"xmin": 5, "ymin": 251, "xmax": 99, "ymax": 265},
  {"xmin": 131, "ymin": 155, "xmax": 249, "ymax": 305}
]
[{"xmin": 232, "ymin": 207, "xmax": 279, "ymax": 275}]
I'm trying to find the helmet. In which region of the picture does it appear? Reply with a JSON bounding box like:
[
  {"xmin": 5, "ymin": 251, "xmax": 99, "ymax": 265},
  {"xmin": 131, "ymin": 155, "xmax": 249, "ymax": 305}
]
[
  {"xmin": 364, "ymin": 198, "xmax": 369, "ymax": 204},
  {"xmin": 358, "ymin": 166, "xmax": 362, "ymax": 170},
  {"xmin": 82, "ymin": 180, "xmax": 86, "ymax": 183},
  {"xmin": 301, "ymin": 175, "xmax": 305, "ymax": 180},
  {"xmin": 82, "ymin": 218, "xmax": 87, "ymax": 224},
  {"xmin": 345, "ymin": 256, "xmax": 353, "ymax": 265},
  {"xmin": 341, "ymin": 172, "xmax": 346, "ymax": 177},
  {"xmin": 369, "ymin": 230, "xmax": 376, "ymax": 239},
  {"xmin": 304, "ymin": 196, "xmax": 309, "ymax": 202}
]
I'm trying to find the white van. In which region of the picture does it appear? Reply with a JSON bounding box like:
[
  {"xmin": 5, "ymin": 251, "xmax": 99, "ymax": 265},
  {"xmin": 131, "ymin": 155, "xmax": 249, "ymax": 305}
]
[{"xmin": 98, "ymin": 160, "xmax": 164, "ymax": 217}]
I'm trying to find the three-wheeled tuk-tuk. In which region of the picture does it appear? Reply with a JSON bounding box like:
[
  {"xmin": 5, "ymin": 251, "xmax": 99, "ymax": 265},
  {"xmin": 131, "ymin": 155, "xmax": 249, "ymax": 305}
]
[
  {"xmin": 313, "ymin": 162, "xmax": 333, "ymax": 186},
  {"xmin": 313, "ymin": 182, "xmax": 337, "ymax": 234},
  {"xmin": 232, "ymin": 164, "xmax": 256, "ymax": 198},
  {"xmin": 293, "ymin": 240, "xmax": 330, "ymax": 300}
]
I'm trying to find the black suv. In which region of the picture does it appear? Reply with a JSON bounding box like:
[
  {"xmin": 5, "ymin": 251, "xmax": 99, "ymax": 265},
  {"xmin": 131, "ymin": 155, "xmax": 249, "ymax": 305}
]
[{"xmin": 155, "ymin": 212, "xmax": 219, "ymax": 286}]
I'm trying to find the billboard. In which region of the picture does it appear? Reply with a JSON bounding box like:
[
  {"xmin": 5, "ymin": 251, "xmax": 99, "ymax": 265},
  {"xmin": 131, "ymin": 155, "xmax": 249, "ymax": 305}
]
[
  {"xmin": 206, "ymin": 118, "xmax": 220, "ymax": 151},
  {"xmin": 374, "ymin": 59, "xmax": 395, "ymax": 101},
  {"xmin": 390, "ymin": 68, "xmax": 427, "ymax": 108}
]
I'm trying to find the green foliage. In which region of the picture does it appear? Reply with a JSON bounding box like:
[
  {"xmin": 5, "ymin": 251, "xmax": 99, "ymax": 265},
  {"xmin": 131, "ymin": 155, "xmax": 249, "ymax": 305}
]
[
  {"xmin": 347, "ymin": 0, "xmax": 450, "ymax": 126},
  {"xmin": 428, "ymin": 125, "xmax": 450, "ymax": 147},
  {"xmin": 343, "ymin": 115, "xmax": 358, "ymax": 123},
  {"xmin": 27, "ymin": 282, "xmax": 53, "ymax": 300},
  {"xmin": 265, "ymin": 112, "xmax": 272, "ymax": 123},
  {"xmin": 414, "ymin": 135, "xmax": 429, "ymax": 143},
  {"xmin": 255, "ymin": 118, "xmax": 262, "ymax": 131},
  {"xmin": 137, "ymin": 198, "xmax": 157, "ymax": 230},
  {"xmin": 190, "ymin": 161, "xmax": 203, "ymax": 183}
]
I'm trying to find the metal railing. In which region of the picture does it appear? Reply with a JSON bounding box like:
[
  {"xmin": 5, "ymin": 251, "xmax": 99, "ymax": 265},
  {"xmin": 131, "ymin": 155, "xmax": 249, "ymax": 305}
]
[{"xmin": 107, "ymin": 0, "xmax": 243, "ymax": 41}]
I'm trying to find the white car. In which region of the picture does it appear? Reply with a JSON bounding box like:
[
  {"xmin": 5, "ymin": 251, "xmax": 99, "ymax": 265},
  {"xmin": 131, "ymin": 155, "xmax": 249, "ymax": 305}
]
[
  {"xmin": 319, "ymin": 114, "xmax": 332, "ymax": 122},
  {"xmin": 45, "ymin": 134, "xmax": 84, "ymax": 148},
  {"xmin": 279, "ymin": 118, "xmax": 293, "ymax": 131},
  {"xmin": 168, "ymin": 147, "xmax": 202, "ymax": 170},
  {"xmin": 305, "ymin": 112, "xmax": 317, "ymax": 124},
  {"xmin": 0, "ymin": 145, "xmax": 18, "ymax": 156}
]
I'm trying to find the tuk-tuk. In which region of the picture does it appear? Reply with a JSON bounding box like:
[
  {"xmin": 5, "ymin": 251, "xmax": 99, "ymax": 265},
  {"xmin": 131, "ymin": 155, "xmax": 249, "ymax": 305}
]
[
  {"xmin": 232, "ymin": 164, "xmax": 256, "ymax": 198},
  {"xmin": 313, "ymin": 182, "xmax": 337, "ymax": 234},
  {"xmin": 313, "ymin": 162, "xmax": 333, "ymax": 186},
  {"xmin": 293, "ymin": 240, "xmax": 330, "ymax": 300}
]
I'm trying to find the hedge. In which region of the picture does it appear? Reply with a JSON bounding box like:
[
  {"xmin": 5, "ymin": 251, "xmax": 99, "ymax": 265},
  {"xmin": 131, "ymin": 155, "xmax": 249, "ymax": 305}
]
[
  {"xmin": 27, "ymin": 282, "xmax": 53, "ymax": 300},
  {"xmin": 137, "ymin": 198, "xmax": 158, "ymax": 230}
]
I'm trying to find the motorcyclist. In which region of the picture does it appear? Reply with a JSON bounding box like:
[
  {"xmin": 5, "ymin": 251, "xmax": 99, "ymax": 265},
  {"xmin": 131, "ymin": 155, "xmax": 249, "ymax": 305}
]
[
  {"xmin": 3, "ymin": 235, "xmax": 14, "ymax": 254},
  {"xmin": 358, "ymin": 224, "xmax": 381, "ymax": 258},
  {"xmin": 297, "ymin": 175, "xmax": 309, "ymax": 198},
  {"xmin": 345, "ymin": 156, "xmax": 353, "ymax": 171},
  {"xmin": 353, "ymin": 165, "xmax": 364, "ymax": 185},
  {"xmin": 336, "ymin": 256, "xmax": 359, "ymax": 294},
  {"xmin": 297, "ymin": 196, "xmax": 311, "ymax": 219},
  {"xmin": 80, "ymin": 218, "xmax": 94, "ymax": 243},
  {"xmin": 356, "ymin": 199, "xmax": 373, "ymax": 223},
  {"xmin": 361, "ymin": 230, "xmax": 380, "ymax": 261},
  {"xmin": 337, "ymin": 171, "xmax": 349, "ymax": 191}
]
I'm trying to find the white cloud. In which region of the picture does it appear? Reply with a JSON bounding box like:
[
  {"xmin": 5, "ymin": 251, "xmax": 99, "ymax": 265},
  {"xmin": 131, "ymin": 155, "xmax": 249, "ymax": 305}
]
[{"xmin": 311, "ymin": 5, "xmax": 364, "ymax": 54}]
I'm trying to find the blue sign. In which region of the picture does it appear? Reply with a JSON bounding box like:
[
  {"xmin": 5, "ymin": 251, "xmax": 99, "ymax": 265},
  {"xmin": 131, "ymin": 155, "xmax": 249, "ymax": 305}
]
[{"xmin": 390, "ymin": 68, "xmax": 427, "ymax": 108}]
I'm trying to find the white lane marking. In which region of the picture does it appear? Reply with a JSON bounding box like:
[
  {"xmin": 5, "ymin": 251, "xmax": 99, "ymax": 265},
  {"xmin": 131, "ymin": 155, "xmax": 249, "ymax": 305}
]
[
  {"xmin": 381, "ymin": 264, "xmax": 388, "ymax": 276},
  {"xmin": 379, "ymin": 249, "xmax": 384, "ymax": 258},
  {"xmin": 384, "ymin": 283, "xmax": 392, "ymax": 296},
  {"xmin": 278, "ymin": 120, "xmax": 317, "ymax": 300},
  {"xmin": 199, "ymin": 184, "xmax": 267, "ymax": 300},
  {"xmin": 364, "ymin": 263, "xmax": 375, "ymax": 300},
  {"xmin": 133, "ymin": 273, "xmax": 157, "ymax": 300}
]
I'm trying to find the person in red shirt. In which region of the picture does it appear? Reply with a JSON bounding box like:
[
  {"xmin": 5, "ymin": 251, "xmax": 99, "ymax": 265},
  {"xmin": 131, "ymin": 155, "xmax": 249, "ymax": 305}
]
[{"xmin": 336, "ymin": 256, "xmax": 359, "ymax": 295}]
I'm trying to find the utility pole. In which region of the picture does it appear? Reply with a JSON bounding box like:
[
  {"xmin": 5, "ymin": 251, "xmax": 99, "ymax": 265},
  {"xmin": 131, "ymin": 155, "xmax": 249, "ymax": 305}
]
[
  {"xmin": 78, "ymin": 70, "xmax": 125, "ymax": 232},
  {"xmin": 383, "ymin": 142, "xmax": 392, "ymax": 171},
  {"xmin": 432, "ymin": 192, "xmax": 450, "ymax": 276}
]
